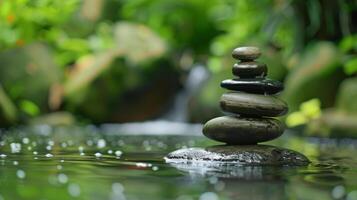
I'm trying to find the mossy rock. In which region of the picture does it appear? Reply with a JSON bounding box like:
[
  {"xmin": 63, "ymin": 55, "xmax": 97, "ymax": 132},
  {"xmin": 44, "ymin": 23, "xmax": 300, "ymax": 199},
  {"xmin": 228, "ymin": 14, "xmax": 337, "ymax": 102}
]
[
  {"xmin": 282, "ymin": 42, "xmax": 345, "ymax": 112},
  {"xmin": 336, "ymin": 77, "xmax": 357, "ymax": 114},
  {"xmin": 0, "ymin": 43, "xmax": 61, "ymax": 115}
]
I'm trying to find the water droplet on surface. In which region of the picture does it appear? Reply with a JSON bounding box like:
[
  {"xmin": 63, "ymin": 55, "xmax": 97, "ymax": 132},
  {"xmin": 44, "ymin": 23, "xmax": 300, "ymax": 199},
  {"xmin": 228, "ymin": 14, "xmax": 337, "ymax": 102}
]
[
  {"xmin": 97, "ymin": 139, "xmax": 106, "ymax": 149},
  {"xmin": 68, "ymin": 183, "xmax": 81, "ymax": 197},
  {"xmin": 57, "ymin": 165, "xmax": 63, "ymax": 170},
  {"xmin": 22, "ymin": 137, "xmax": 30, "ymax": 144},
  {"xmin": 112, "ymin": 182, "xmax": 124, "ymax": 193},
  {"xmin": 94, "ymin": 152, "xmax": 102, "ymax": 158},
  {"xmin": 136, "ymin": 163, "xmax": 152, "ymax": 168},
  {"xmin": 10, "ymin": 143, "xmax": 21, "ymax": 153},
  {"xmin": 78, "ymin": 146, "xmax": 84, "ymax": 152},
  {"xmin": 45, "ymin": 153, "xmax": 53, "ymax": 158},
  {"xmin": 58, "ymin": 173, "xmax": 68, "ymax": 184},
  {"xmin": 332, "ymin": 185, "xmax": 345, "ymax": 199},
  {"xmin": 16, "ymin": 169, "xmax": 26, "ymax": 179},
  {"xmin": 13, "ymin": 161, "xmax": 19, "ymax": 165},
  {"xmin": 33, "ymin": 151, "xmax": 38, "ymax": 155},
  {"xmin": 115, "ymin": 150, "xmax": 123, "ymax": 157},
  {"xmin": 152, "ymin": 166, "xmax": 159, "ymax": 171},
  {"xmin": 107, "ymin": 149, "xmax": 113, "ymax": 154},
  {"xmin": 0, "ymin": 154, "xmax": 6, "ymax": 159}
]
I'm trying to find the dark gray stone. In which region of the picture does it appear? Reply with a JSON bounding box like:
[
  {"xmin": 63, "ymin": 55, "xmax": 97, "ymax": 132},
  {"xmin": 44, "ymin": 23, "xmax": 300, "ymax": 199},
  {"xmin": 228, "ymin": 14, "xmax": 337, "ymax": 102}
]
[
  {"xmin": 220, "ymin": 92, "xmax": 288, "ymax": 117},
  {"xmin": 232, "ymin": 62, "xmax": 267, "ymax": 78},
  {"xmin": 165, "ymin": 145, "xmax": 310, "ymax": 166},
  {"xmin": 221, "ymin": 78, "xmax": 283, "ymax": 94},
  {"xmin": 232, "ymin": 47, "xmax": 261, "ymax": 61},
  {"xmin": 203, "ymin": 116, "xmax": 284, "ymax": 144}
]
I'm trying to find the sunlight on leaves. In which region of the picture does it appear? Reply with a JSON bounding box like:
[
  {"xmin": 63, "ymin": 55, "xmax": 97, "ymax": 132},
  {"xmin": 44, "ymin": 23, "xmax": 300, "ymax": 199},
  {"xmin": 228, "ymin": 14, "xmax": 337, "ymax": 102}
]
[{"xmin": 286, "ymin": 98, "xmax": 321, "ymax": 127}]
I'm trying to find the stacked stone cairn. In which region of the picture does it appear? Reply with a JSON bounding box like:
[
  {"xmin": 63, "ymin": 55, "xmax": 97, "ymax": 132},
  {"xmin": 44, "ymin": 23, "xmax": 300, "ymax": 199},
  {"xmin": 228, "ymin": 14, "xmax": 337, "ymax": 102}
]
[{"xmin": 203, "ymin": 46, "xmax": 288, "ymax": 145}]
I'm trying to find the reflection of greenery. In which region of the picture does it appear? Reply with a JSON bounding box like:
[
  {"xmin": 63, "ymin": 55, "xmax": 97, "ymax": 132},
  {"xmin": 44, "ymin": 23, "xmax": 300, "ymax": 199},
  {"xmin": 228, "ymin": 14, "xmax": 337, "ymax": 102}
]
[{"xmin": 0, "ymin": 0, "xmax": 356, "ymax": 131}]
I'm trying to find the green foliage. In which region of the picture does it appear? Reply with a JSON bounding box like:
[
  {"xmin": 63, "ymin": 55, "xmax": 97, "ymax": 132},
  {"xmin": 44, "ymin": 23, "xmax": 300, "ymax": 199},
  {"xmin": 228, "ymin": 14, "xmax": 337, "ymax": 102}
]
[
  {"xmin": 0, "ymin": 0, "xmax": 355, "ymax": 126},
  {"xmin": 286, "ymin": 99, "xmax": 321, "ymax": 127}
]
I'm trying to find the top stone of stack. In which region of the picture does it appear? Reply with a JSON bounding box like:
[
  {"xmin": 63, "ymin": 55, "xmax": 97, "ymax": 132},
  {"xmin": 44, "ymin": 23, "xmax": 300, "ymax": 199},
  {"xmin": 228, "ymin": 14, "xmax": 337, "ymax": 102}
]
[{"xmin": 232, "ymin": 46, "xmax": 261, "ymax": 61}]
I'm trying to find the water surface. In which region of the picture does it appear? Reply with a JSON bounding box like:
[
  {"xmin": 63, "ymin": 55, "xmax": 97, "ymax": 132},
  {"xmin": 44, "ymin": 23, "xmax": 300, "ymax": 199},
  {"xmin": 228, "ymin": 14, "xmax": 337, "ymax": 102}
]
[{"xmin": 0, "ymin": 124, "xmax": 356, "ymax": 200}]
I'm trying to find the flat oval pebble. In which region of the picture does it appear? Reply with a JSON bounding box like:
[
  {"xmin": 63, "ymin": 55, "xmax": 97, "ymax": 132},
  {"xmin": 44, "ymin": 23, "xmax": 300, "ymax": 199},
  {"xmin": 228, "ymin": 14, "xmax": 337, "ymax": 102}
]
[
  {"xmin": 203, "ymin": 116, "xmax": 284, "ymax": 144},
  {"xmin": 221, "ymin": 78, "xmax": 283, "ymax": 94},
  {"xmin": 232, "ymin": 62, "xmax": 267, "ymax": 78},
  {"xmin": 165, "ymin": 145, "xmax": 310, "ymax": 168},
  {"xmin": 232, "ymin": 47, "xmax": 261, "ymax": 61},
  {"xmin": 220, "ymin": 92, "xmax": 288, "ymax": 117}
]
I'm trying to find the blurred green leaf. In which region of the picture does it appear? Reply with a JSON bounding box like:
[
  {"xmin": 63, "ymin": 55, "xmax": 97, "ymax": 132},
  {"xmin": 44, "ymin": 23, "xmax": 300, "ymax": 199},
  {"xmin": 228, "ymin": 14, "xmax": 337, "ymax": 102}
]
[
  {"xmin": 343, "ymin": 58, "xmax": 357, "ymax": 75},
  {"xmin": 286, "ymin": 98, "xmax": 321, "ymax": 127},
  {"xmin": 0, "ymin": 85, "xmax": 17, "ymax": 122},
  {"xmin": 19, "ymin": 100, "xmax": 40, "ymax": 117}
]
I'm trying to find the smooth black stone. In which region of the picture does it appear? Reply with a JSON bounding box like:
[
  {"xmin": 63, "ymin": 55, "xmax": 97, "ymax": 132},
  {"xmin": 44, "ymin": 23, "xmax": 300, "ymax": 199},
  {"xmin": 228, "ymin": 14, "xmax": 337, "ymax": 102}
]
[
  {"xmin": 232, "ymin": 47, "xmax": 261, "ymax": 61},
  {"xmin": 202, "ymin": 116, "xmax": 284, "ymax": 144},
  {"xmin": 232, "ymin": 62, "xmax": 267, "ymax": 78},
  {"xmin": 220, "ymin": 92, "xmax": 288, "ymax": 117},
  {"xmin": 221, "ymin": 78, "xmax": 283, "ymax": 94},
  {"xmin": 165, "ymin": 145, "xmax": 310, "ymax": 167}
]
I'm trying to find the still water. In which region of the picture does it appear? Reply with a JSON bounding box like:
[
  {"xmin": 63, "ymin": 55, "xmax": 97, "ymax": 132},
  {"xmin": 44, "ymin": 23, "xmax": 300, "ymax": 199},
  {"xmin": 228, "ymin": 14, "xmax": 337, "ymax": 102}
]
[{"xmin": 0, "ymin": 124, "xmax": 356, "ymax": 200}]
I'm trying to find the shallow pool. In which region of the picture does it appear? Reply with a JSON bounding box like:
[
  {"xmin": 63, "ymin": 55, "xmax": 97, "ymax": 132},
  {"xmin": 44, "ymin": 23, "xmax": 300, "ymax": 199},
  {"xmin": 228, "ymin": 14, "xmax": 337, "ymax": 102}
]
[{"xmin": 0, "ymin": 124, "xmax": 356, "ymax": 200}]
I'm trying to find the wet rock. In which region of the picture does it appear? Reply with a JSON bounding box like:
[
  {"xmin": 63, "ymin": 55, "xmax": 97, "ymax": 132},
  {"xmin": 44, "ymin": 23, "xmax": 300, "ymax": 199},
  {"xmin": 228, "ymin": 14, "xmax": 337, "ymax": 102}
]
[
  {"xmin": 203, "ymin": 116, "xmax": 284, "ymax": 144},
  {"xmin": 220, "ymin": 92, "xmax": 288, "ymax": 117},
  {"xmin": 232, "ymin": 62, "xmax": 267, "ymax": 78},
  {"xmin": 165, "ymin": 145, "xmax": 310, "ymax": 166},
  {"xmin": 221, "ymin": 78, "xmax": 283, "ymax": 94},
  {"xmin": 232, "ymin": 46, "xmax": 261, "ymax": 61}
]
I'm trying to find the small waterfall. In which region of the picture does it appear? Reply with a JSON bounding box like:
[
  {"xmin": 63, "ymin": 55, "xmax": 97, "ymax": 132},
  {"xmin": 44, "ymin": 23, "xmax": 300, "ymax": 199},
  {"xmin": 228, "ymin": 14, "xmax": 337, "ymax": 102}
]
[{"xmin": 162, "ymin": 64, "xmax": 210, "ymax": 122}]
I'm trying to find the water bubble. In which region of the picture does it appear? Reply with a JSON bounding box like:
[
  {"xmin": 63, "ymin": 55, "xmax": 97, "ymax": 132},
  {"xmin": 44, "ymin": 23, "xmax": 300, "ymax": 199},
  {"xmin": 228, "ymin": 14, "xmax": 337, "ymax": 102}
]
[
  {"xmin": 13, "ymin": 161, "xmax": 19, "ymax": 165},
  {"xmin": 22, "ymin": 137, "xmax": 30, "ymax": 144},
  {"xmin": 46, "ymin": 145, "xmax": 52, "ymax": 151},
  {"xmin": 27, "ymin": 146, "xmax": 32, "ymax": 150},
  {"xmin": 33, "ymin": 151, "xmax": 38, "ymax": 155},
  {"xmin": 16, "ymin": 169, "xmax": 26, "ymax": 179},
  {"xmin": 152, "ymin": 166, "xmax": 159, "ymax": 171},
  {"xmin": 332, "ymin": 185, "xmax": 345, "ymax": 199},
  {"xmin": 0, "ymin": 154, "xmax": 6, "ymax": 158},
  {"xmin": 107, "ymin": 150, "xmax": 113, "ymax": 154},
  {"xmin": 45, "ymin": 153, "xmax": 53, "ymax": 158},
  {"xmin": 60, "ymin": 159, "xmax": 65, "ymax": 163},
  {"xmin": 94, "ymin": 152, "xmax": 102, "ymax": 158},
  {"xmin": 57, "ymin": 165, "xmax": 63, "ymax": 170},
  {"xmin": 115, "ymin": 150, "xmax": 123, "ymax": 157},
  {"xmin": 199, "ymin": 192, "xmax": 219, "ymax": 200},
  {"xmin": 97, "ymin": 139, "xmax": 106, "ymax": 149},
  {"xmin": 58, "ymin": 173, "xmax": 68, "ymax": 184},
  {"xmin": 68, "ymin": 183, "xmax": 81, "ymax": 197},
  {"xmin": 10, "ymin": 143, "xmax": 21, "ymax": 153},
  {"xmin": 80, "ymin": 152, "xmax": 85, "ymax": 156}
]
